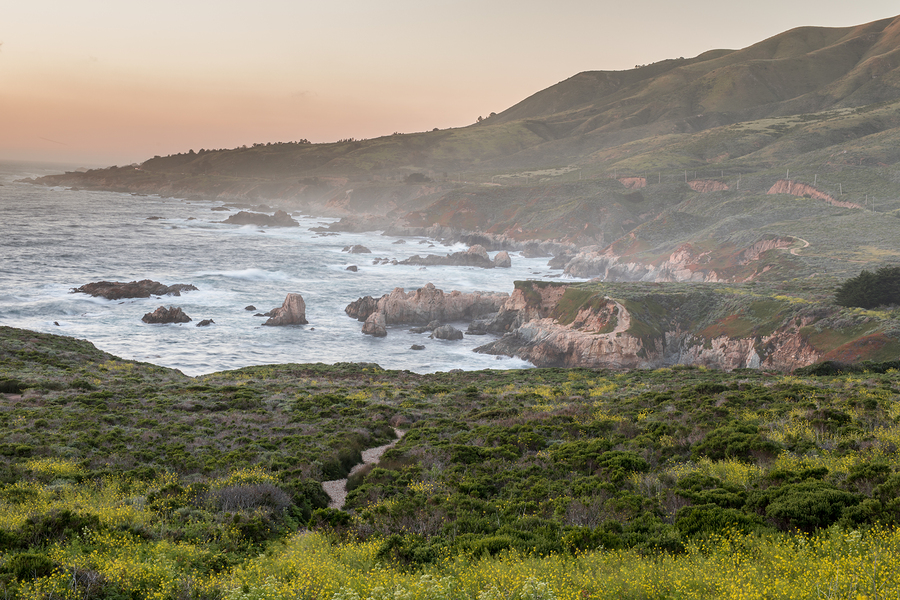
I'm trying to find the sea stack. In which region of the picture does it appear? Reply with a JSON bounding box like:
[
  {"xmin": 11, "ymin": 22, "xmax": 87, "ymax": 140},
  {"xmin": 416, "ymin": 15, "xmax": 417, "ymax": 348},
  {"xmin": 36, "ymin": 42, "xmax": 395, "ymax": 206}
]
[{"xmin": 263, "ymin": 293, "xmax": 308, "ymax": 326}]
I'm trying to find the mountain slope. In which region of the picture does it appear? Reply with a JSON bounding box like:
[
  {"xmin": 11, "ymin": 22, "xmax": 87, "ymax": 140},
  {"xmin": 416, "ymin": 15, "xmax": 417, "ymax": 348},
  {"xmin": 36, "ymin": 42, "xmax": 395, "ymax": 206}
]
[{"xmin": 29, "ymin": 14, "xmax": 900, "ymax": 281}]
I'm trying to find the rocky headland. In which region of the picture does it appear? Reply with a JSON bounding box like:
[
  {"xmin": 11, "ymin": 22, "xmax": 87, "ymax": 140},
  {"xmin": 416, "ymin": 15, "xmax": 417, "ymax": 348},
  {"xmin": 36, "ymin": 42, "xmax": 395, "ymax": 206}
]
[{"xmin": 473, "ymin": 280, "xmax": 900, "ymax": 371}]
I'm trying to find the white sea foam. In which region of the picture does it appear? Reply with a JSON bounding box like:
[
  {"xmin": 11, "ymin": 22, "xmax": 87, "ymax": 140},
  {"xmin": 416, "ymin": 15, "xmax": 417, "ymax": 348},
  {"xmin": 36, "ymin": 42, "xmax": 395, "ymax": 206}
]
[{"xmin": 0, "ymin": 160, "xmax": 585, "ymax": 376}]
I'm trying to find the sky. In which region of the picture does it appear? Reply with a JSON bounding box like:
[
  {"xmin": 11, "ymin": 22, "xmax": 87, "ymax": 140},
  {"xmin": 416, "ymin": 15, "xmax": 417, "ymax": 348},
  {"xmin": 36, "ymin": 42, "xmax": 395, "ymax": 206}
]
[{"xmin": 1, "ymin": 1, "xmax": 898, "ymax": 166}]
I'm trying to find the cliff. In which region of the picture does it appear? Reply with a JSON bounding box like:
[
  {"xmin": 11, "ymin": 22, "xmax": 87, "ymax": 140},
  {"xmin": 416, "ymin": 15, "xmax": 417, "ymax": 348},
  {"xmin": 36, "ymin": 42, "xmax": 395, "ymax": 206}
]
[{"xmin": 475, "ymin": 281, "xmax": 900, "ymax": 370}]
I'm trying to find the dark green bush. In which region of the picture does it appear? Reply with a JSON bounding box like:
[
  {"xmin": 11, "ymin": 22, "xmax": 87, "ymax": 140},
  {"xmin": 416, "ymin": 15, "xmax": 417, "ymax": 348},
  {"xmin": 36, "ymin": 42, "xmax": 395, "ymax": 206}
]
[
  {"xmin": 675, "ymin": 504, "xmax": 763, "ymax": 537},
  {"xmin": 748, "ymin": 480, "xmax": 859, "ymax": 532},
  {"xmin": 692, "ymin": 423, "xmax": 779, "ymax": 461},
  {"xmin": 23, "ymin": 510, "xmax": 102, "ymax": 546},
  {"xmin": 835, "ymin": 265, "xmax": 900, "ymax": 309},
  {"xmin": 3, "ymin": 552, "xmax": 55, "ymax": 580}
]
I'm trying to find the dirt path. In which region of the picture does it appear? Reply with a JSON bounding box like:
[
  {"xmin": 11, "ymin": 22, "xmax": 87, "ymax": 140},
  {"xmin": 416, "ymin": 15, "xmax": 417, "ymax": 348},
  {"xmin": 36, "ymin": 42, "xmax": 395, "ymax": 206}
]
[
  {"xmin": 789, "ymin": 237, "xmax": 811, "ymax": 255},
  {"xmin": 322, "ymin": 428, "xmax": 404, "ymax": 510}
]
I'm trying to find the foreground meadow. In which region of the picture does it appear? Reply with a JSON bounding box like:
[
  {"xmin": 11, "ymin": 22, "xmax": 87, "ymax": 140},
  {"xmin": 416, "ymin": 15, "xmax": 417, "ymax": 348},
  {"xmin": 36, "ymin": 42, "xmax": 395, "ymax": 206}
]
[{"xmin": 1, "ymin": 325, "xmax": 899, "ymax": 598}]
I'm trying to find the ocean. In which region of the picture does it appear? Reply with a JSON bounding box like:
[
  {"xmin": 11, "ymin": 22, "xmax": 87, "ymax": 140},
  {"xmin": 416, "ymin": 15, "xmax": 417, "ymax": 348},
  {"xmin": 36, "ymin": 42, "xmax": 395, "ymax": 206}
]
[{"xmin": 0, "ymin": 160, "xmax": 582, "ymax": 376}]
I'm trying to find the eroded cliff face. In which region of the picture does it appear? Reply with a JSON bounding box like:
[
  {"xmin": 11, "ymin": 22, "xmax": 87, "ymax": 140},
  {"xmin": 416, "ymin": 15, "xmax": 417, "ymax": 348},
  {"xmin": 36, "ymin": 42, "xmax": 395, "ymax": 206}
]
[
  {"xmin": 767, "ymin": 180, "xmax": 862, "ymax": 210},
  {"xmin": 475, "ymin": 282, "xmax": 827, "ymax": 371},
  {"xmin": 563, "ymin": 237, "xmax": 796, "ymax": 282}
]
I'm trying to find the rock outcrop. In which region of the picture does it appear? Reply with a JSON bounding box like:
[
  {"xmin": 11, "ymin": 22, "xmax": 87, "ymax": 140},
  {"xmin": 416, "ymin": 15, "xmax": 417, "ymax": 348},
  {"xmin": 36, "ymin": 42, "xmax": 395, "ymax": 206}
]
[
  {"xmin": 141, "ymin": 306, "xmax": 192, "ymax": 324},
  {"xmin": 351, "ymin": 283, "xmax": 507, "ymax": 325},
  {"xmin": 474, "ymin": 281, "xmax": 832, "ymax": 371},
  {"xmin": 399, "ymin": 245, "xmax": 495, "ymax": 268},
  {"xmin": 348, "ymin": 283, "xmax": 508, "ymax": 337},
  {"xmin": 563, "ymin": 237, "xmax": 797, "ymax": 282},
  {"xmin": 343, "ymin": 245, "xmax": 372, "ymax": 254},
  {"xmin": 493, "ymin": 251, "xmax": 512, "ymax": 268},
  {"xmin": 431, "ymin": 325, "xmax": 464, "ymax": 340},
  {"xmin": 345, "ymin": 295, "xmax": 380, "ymax": 322},
  {"xmin": 362, "ymin": 312, "xmax": 387, "ymax": 337},
  {"xmin": 767, "ymin": 180, "xmax": 862, "ymax": 209},
  {"xmin": 73, "ymin": 280, "xmax": 198, "ymax": 300},
  {"xmin": 263, "ymin": 293, "xmax": 308, "ymax": 326},
  {"xmin": 688, "ymin": 179, "xmax": 729, "ymax": 193},
  {"xmin": 222, "ymin": 210, "xmax": 299, "ymax": 227}
]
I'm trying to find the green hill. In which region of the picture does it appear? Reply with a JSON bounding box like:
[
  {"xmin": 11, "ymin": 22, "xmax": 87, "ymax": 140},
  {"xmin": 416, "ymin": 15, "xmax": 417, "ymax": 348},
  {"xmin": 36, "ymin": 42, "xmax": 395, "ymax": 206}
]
[{"xmin": 30, "ymin": 14, "xmax": 900, "ymax": 279}]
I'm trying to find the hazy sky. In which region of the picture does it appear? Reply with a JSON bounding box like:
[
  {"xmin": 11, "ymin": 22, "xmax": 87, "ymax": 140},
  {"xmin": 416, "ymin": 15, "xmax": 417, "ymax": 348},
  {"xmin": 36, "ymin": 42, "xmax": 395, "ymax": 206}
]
[{"xmin": 2, "ymin": 1, "xmax": 898, "ymax": 166}]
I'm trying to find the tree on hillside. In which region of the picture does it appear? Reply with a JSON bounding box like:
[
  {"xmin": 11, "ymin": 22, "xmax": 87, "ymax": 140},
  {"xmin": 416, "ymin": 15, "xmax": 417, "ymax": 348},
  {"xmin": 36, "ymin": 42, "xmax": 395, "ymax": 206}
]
[{"xmin": 835, "ymin": 266, "xmax": 900, "ymax": 309}]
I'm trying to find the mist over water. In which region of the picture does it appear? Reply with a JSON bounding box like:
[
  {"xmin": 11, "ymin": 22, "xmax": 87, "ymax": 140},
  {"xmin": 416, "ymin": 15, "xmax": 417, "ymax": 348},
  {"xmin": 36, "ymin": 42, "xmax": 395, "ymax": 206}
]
[{"xmin": 0, "ymin": 161, "xmax": 585, "ymax": 376}]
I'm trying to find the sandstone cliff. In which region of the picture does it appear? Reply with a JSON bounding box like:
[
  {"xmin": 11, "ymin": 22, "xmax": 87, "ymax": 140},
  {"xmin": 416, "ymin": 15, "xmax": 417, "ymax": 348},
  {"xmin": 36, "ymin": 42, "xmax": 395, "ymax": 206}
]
[{"xmin": 474, "ymin": 281, "xmax": 899, "ymax": 371}]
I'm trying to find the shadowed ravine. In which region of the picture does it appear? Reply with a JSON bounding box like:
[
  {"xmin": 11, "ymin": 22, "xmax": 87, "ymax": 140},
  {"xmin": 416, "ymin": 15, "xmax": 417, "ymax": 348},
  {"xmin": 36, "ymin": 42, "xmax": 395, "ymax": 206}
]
[{"xmin": 322, "ymin": 428, "xmax": 405, "ymax": 509}]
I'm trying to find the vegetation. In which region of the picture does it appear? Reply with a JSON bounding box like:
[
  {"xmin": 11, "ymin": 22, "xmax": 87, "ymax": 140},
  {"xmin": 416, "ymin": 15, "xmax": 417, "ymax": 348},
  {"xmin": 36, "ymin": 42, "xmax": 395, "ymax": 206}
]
[
  {"xmin": 2, "ymin": 325, "xmax": 900, "ymax": 598},
  {"xmin": 836, "ymin": 265, "xmax": 900, "ymax": 309}
]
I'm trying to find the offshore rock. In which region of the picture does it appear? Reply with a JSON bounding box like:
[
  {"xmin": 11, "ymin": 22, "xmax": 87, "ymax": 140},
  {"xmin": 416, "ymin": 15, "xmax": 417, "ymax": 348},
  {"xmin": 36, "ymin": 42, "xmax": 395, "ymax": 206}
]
[
  {"xmin": 431, "ymin": 325, "xmax": 464, "ymax": 340},
  {"xmin": 548, "ymin": 252, "xmax": 575, "ymax": 270},
  {"xmin": 263, "ymin": 293, "xmax": 308, "ymax": 326},
  {"xmin": 348, "ymin": 283, "xmax": 508, "ymax": 337},
  {"xmin": 493, "ymin": 251, "xmax": 512, "ymax": 268},
  {"xmin": 343, "ymin": 245, "xmax": 372, "ymax": 254},
  {"xmin": 349, "ymin": 283, "xmax": 507, "ymax": 326},
  {"xmin": 362, "ymin": 312, "xmax": 387, "ymax": 337},
  {"xmin": 222, "ymin": 210, "xmax": 299, "ymax": 227},
  {"xmin": 345, "ymin": 295, "xmax": 379, "ymax": 322},
  {"xmin": 73, "ymin": 279, "xmax": 198, "ymax": 300},
  {"xmin": 142, "ymin": 306, "xmax": 192, "ymax": 324},
  {"xmin": 399, "ymin": 244, "xmax": 495, "ymax": 268}
]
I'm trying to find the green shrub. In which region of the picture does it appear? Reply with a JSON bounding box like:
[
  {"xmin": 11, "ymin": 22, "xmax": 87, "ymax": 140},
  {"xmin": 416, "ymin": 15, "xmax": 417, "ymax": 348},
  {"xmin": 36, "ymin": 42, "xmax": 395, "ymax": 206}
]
[
  {"xmin": 23, "ymin": 510, "xmax": 102, "ymax": 545},
  {"xmin": 675, "ymin": 504, "xmax": 763, "ymax": 537},
  {"xmin": 3, "ymin": 552, "xmax": 54, "ymax": 580},
  {"xmin": 748, "ymin": 480, "xmax": 860, "ymax": 532},
  {"xmin": 835, "ymin": 265, "xmax": 900, "ymax": 308},
  {"xmin": 692, "ymin": 423, "xmax": 779, "ymax": 461}
]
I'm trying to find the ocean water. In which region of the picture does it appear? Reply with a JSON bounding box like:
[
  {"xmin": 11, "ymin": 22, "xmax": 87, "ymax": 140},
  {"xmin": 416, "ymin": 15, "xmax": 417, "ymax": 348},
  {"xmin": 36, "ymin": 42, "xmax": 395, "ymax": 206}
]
[{"xmin": 0, "ymin": 161, "xmax": 584, "ymax": 376}]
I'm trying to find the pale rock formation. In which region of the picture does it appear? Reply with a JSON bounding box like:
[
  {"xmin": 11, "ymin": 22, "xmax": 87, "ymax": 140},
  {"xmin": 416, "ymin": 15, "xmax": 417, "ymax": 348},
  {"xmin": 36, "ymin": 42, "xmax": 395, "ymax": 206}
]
[
  {"xmin": 348, "ymin": 283, "xmax": 508, "ymax": 337},
  {"xmin": 362, "ymin": 311, "xmax": 387, "ymax": 337},
  {"xmin": 493, "ymin": 251, "xmax": 512, "ymax": 268},
  {"xmin": 371, "ymin": 283, "xmax": 506, "ymax": 325},
  {"xmin": 475, "ymin": 283, "xmax": 825, "ymax": 371},
  {"xmin": 431, "ymin": 325, "xmax": 464, "ymax": 340},
  {"xmin": 263, "ymin": 293, "xmax": 308, "ymax": 326}
]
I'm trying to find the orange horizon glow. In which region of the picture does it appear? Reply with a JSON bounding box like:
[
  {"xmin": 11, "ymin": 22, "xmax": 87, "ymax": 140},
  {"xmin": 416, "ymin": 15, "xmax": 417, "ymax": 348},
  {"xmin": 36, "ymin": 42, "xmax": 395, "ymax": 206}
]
[{"xmin": 2, "ymin": 1, "xmax": 898, "ymax": 166}]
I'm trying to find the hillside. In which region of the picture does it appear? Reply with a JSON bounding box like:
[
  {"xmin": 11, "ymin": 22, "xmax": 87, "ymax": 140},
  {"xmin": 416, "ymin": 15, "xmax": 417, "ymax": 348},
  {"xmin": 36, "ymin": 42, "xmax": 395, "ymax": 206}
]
[
  {"xmin": 28, "ymin": 14, "xmax": 900, "ymax": 280},
  {"xmin": 2, "ymin": 325, "xmax": 900, "ymax": 597}
]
